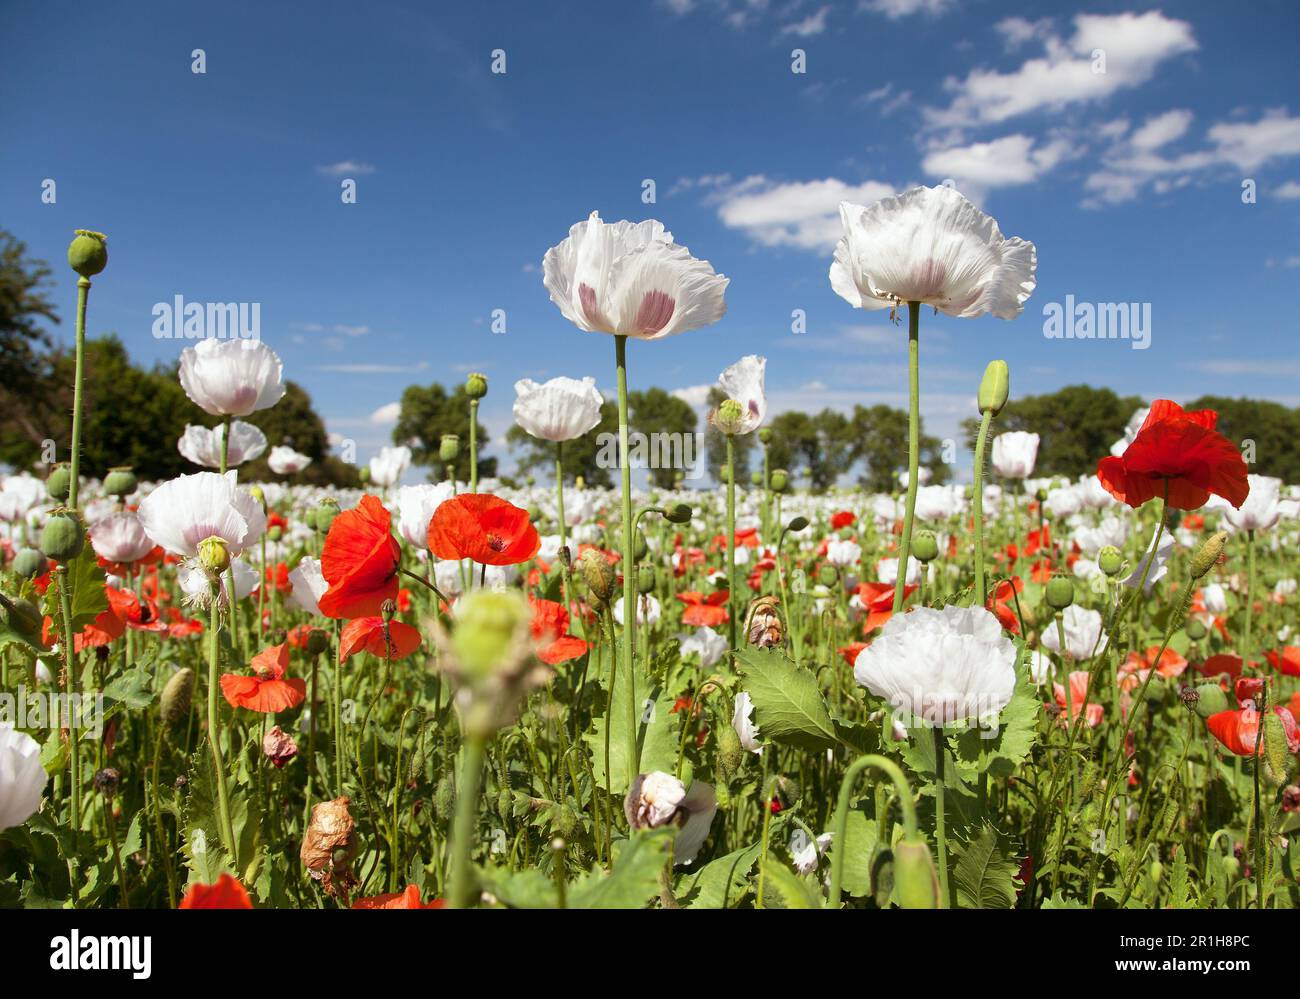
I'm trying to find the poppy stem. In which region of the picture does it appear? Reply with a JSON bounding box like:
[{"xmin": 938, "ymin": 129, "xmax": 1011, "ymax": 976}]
[
  {"xmin": 933, "ymin": 726, "xmax": 950, "ymax": 907},
  {"xmin": 555, "ymin": 441, "xmax": 567, "ymax": 553},
  {"xmin": 971, "ymin": 408, "xmax": 994, "ymax": 606},
  {"xmin": 614, "ymin": 335, "xmax": 639, "ymax": 786},
  {"xmin": 726, "ymin": 435, "xmax": 737, "ymax": 650},
  {"xmin": 67, "ymin": 277, "xmax": 90, "ymax": 511},
  {"xmin": 827, "ymin": 753, "xmax": 919, "ymax": 907},
  {"xmin": 206, "ymin": 589, "xmax": 237, "ymax": 859},
  {"xmin": 449, "ymin": 734, "xmax": 487, "ymax": 908},
  {"xmin": 893, "ymin": 302, "xmax": 922, "ymax": 614},
  {"xmin": 469, "ymin": 398, "xmax": 479, "ymax": 494},
  {"xmin": 1244, "ymin": 529, "xmax": 1255, "ymax": 663}
]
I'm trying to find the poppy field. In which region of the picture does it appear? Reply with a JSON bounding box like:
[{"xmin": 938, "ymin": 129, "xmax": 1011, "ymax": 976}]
[{"xmin": 1, "ymin": 198, "xmax": 1297, "ymax": 915}]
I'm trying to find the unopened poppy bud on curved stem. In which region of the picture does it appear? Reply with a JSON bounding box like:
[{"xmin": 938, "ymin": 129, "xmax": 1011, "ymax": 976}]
[
  {"xmin": 1190, "ymin": 530, "xmax": 1229, "ymax": 579},
  {"xmin": 977, "ymin": 359, "xmax": 1009, "ymax": 416}
]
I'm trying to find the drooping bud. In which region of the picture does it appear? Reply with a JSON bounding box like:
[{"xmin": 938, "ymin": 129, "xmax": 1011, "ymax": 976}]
[
  {"xmin": 1190, "ymin": 531, "xmax": 1229, "ymax": 579},
  {"xmin": 715, "ymin": 723, "xmax": 743, "ymax": 785},
  {"xmin": 67, "ymin": 230, "xmax": 108, "ymax": 278},
  {"xmin": 103, "ymin": 466, "xmax": 137, "ymax": 498},
  {"xmin": 711, "ymin": 398, "xmax": 746, "ymax": 436},
  {"xmin": 773, "ymin": 775, "xmax": 801, "ymax": 809},
  {"xmin": 786, "ymin": 515, "xmax": 809, "ymax": 533},
  {"xmin": 40, "ymin": 511, "xmax": 84, "ymax": 562},
  {"xmin": 579, "ymin": 549, "xmax": 618, "ymax": 608},
  {"xmin": 160, "ymin": 667, "xmax": 195, "ymax": 726},
  {"xmin": 1098, "ymin": 546, "xmax": 1124, "ymax": 577},
  {"xmin": 977, "ymin": 360, "xmax": 1009, "ymax": 416},
  {"xmin": 893, "ymin": 838, "xmax": 942, "ymax": 909},
  {"xmin": 92, "ymin": 767, "xmax": 122, "ymax": 799},
  {"xmin": 636, "ymin": 563, "xmax": 655, "ymax": 595},
  {"xmin": 465, "ymin": 372, "xmax": 488, "ymax": 400},
  {"xmin": 769, "ymin": 469, "xmax": 789, "ymax": 493},
  {"xmin": 12, "ymin": 548, "xmax": 46, "ymax": 580},
  {"xmin": 197, "ymin": 535, "xmax": 230, "ymax": 575},
  {"xmin": 664, "ymin": 503, "xmax": 692, "ymax": 524},
  {"xmin": 912, "ymin": 530, "xmax": 939, "ymax": 563},
  {"xmin": 1045, "ymin": 575, "xmax": 1074, "ymax": 611},
  {"xmin": 633, "ymin": 528, "xmax": 648, "ymax": 561}
]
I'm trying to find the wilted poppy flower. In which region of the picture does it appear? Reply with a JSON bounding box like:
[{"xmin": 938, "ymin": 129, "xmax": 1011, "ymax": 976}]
[
  {"xmin": 427, "ymin": 493, "xmax": 540, "ymax": 566},
  {"xmin": 339, "ymin": 617, "xmax": 423, "ymax": 661},
  {"xmin": 319, "ymin": 495, "xmax": 401, "ymax": 619},
  {"xmin": 1206, "ymin": 706, "xmax": 1299, "ymax": 757},
  {"xmin": 1265, "ymin": 647, "xmax": 1300, "ymax": 677},
  {"xmin": 262, "ymin": 725, "xmax": 299, "ymax": 768},
  {"xmin": 624, "ymin": 772, "xmax": 717, "ymax": 865},
  {"xmin": 1096, "ymin": 400, "xmax": 1249, "ymax": 511},
  {"xmin": 179, "ymin": 873, "xmax": 253, "ymax": 909},
  {"xmin": 677, "ymin": 590, "xmax": 729, "ymax": 627},
  {"xmin": 529, "ymin": 597, "xmax": 588, "ymax": 665},
  {"xmin": 352, "ymin": 884, "xmax": 442, "ymax": 909},
  {"xmin": 220, "ymin": 643, "xmax": 306, "ymax": 712}
]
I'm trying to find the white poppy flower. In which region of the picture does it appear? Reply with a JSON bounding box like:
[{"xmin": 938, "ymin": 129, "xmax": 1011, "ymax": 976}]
[
  {"xmin": 914, "ymin": 484, "xmax": 963, "ymax": 522},
  {"xmin": 624, "ymin": 772, "xmax": 717, "ymax": 866},
  {"xmin": 368, "ymin": 445, "xmax": 412, "ymax": 488},
  {"xmin": 898, "ymin": 467, "xmax": 932, "ymax": 489},
  {"xmin": 512, "ymin": 376, "xmax": 604, "ymax": 442},
  {"xmin": 791, "ymin": 828, "xmax": 820, "ymax": 875},
  {"xmin": 1223, "ymin": 475, "xmax": 1282, "ymax": 533},
  {"xmin": 89, "ymin": 511, "xmax": 155, "ymax": 565},
  {"xmin": 876, "ymin": 555, "xmax": 920, "ymax": 586},
  {"xmin": 613, "ymin": 594, "xmax": 661, "ymax": 627},
  {"xmin": 715, "ymin": 355, "xmax": 767, "ymax": 435},
  {"xmin": 991, "ymin": 431, "xmax": 1040, "ymax": 479},
  {"xmin": 137, "ymin": 471, "xmax": 266, "ymax": 557},
  {"xmin": 542, "ymin": 211, "xmax": 728, "ymax": 340},
  {"xmin": 1044, "ymin": 486, "xmax": 1082, "ymax": 520},
  {"xmin": 1123, "ymin": 526, "xmax": 1174, "ymax": 593},
  {"xmin": 1027, "ymin": 650, "xmax": 1053, "ymax": 686},
  {"xmin": 853, "ymin": 605, "xmax": 1017, "ymax": 727},
  {"xmin": 826, "ymin": 539, "xmax": 861, "ymax": 568},
  {"xmin": 0, "ymin": 724, "xmax": 47, "ymax": 830},
  {"xmin": 268, "ymin": 446, "xmax": 312, "ymax": 476},
  {"xmin": 1073, "ymin": 515, "xmax": 1128, "ymax": 557},
  {"xmin": 0, "ymin": 474, "xmax": 44, "ymax": 521},
  {"xmin": 1040, "ymin": 605, "xmax": 1108, "ymax": 661},
  {"xmin": 829, "ymin": 185, "xmax": 1036, "ymax": 319},
  {"xmin": 732, "ymin": 691, "xmax": 762, "ymax": 754},
  {"xmin": 679, "ymin": 626, "xmax": 728, "ymax": 669},
  {"xmin": 177, "ymin": 421, "xmax": 268, "ymax": 469},
  {"xmin": 288, "ymin": 556, "xmax": 329, "ymax": 615},
  {"xmin": 178, "ymin": 339, "xmax": 285, "ymax": 417},
  {"xmin": 396, "ymin": 482, "xmax": 455, "ymax": 549},
  {"xmin": 1201, "ymin": 582, "xmax": 1228, "ymax": 615}
]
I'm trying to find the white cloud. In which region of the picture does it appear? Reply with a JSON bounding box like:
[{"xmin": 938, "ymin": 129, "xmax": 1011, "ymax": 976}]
[
  {"xmin": 1207, "ymin": 109, "xmax": 1300, "ymax": 171},
  {"xmin": 782, "ymin": 4, "xmax": 831, "ymax": 36},
  {"xmin": 1265, "ymin": 256, "xmax": 1300, "ymax": 269},
  {"xmin": 925, "ymin": 12, "xmax": 1196, "ymax": 130},
  {"xmin": 923, "ymin": 133, "xmax": 1078, "ymax": 188},
  {"xmin": 713, "ymin": 175, "xmax": 896, "ymax": 249},
  {"xmin": 370, "ymin": 402, "xmax": 402, "ymax": 424},
  {"xmin": 1275, "ymin": 180, "xmax": 1300, "ymax": 200},
  {"xmin": 315, "ymin": 361, "xmax": 429, "ymax": 374},
  {"xmin": 672, "ymin": 384, "xmax": 713, "ymax": 408},
  {"xmin": 860, "ymin": 0, "xmax": 953, "ymax": 19},
  {"xmin": 995, "ymin": 17, "xmax": 1052, "ymax": 50},
  {"xmin": 315, "ymin": 160, "xmax": 377, "ymax": 177},
  {"xmin": 333, "ymin": 324, "xmax": 370, "ymax": 336},
  {"xmin": 1130, "ymin": 109, "xmax": 1193, "ymax": 151}
]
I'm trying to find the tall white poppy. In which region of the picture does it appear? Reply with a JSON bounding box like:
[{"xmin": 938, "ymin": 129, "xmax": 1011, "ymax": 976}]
[
  {"xmin": 991, "ymin": 431, "xmax": 1040, "ymax": 479},
  {"xmin": 137, "ymin": 471, "xmax": 266, "ymax": 557},
  {"xmin": 395, "ymin": 482, "xmax": 455, "ymax": 549},
  {"xmin": 268, "ymin": 446, "xmax": 313, "ymax": 475},
  {"xmin": 0, "ymin": 724, "xmax": 47, "ymax": 830},
  {"xmin": 89, "ymin": 511, "xmax": 155, "ymax": 565},
  {"xmin": 368, "ymin": 445, "xmax": 412, "ymax": 488},
  {"xmin": 179, "ymin": 339, "xmax": 285, "ymax": 417},
  {"xmin": 512, "ymin": 376, "xmax": 604, "ymax": 442},
  {"xmin": 177, "ymin": 421, "xmax": 268, "ymax": 468}
]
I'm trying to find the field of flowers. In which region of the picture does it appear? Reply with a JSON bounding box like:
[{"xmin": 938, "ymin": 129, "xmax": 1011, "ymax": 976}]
[{"xmin": 1, "ymin": 192, "xmax": 1297, "ymax": 912}]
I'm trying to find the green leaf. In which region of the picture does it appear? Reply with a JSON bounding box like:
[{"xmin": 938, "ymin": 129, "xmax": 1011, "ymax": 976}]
[
  {"xmin": 102, "ymin": 662, "xmax": 156, "ymax": 710},
  {"xmin": 760, "ymin": 862, "xmax": 823, "ymax": 909},
  {"xmin": 674, "ymin": 841, "xmax": 762, "ymax": 908},
  {"xmin": 64, "ymin": 546, "xmax": 109, "ymax": 633},
  {"xmin": 953, "ymin": 823, "xmax": 1019, "ymax": 910},
  {"xmin": 0, "ymin": 591, "xmax": 48, "ymax": 654},
  {"xmin": 734, "ymin": 646, "xmax": 837, "ymax": 752},
  {"xmin": 179, "ymin": 751, "xmax": 235, "ymax": 886},
  {"xmin": 584, "ymin": 664, "xmax": 680, "ymax": 795},
  {"xmin": 953, "ymin": 669, "xmax": 1040, "ymax": 779},
  {"xmin": 827, "ymin": 805, "xmax": 879, "ymax": 899},
  {"xmin": 569, "ymin": 829, "xmax": 673, "ymax": 908}
]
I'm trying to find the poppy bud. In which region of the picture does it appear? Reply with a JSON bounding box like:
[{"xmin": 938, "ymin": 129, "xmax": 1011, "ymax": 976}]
[
  {"xmin": 67, "ymin": 229, "xmax": 108, "ymax": 278},
  {"xmin": 1149, "ymin": 860, "xmax": 1163, "ymax": 884},
  {"xmin": 248, "ymin": 484, "xmax": 265, "ymax": 506},
  {"xmin": 12, "ymin": 548, "xmax": 45, "ymax": 580},
  {"xmin": 912, "ymin": 530, "xmax": 939, "ymax": 563},
  {"xmin": 579, "ymin": 549, "xmax": 618, "ymax": 607},
  {"xmin": 1263, "ymin": 711, "xmax": 1293, "ymax": 787},
  {"xmin": 267, "ymin": 525, "xmax": 283, "ymax": 542},
  {"xmin": 636, "ymin": 563, "xmax": 655, "ymax": 595},
  {"xmin": 715, "ymin": 723, "xmax": 743, "ymax": 785},
  {"xmin": 92, "ymin": 767, "xmax": 122, "ymax": 799},
  {"xmin": 465, "ymin": 372, "xmax": 488, "ymax": 400},
  {"xmin": 769, "ymin": 469, "xmax": 789, "ymax": 493},
  {"xmin": 315, "ymin": 498, "xmax": 340, "ymax": 532},
  {"xmin": 1221, "ymin": 855, "xmax": 1239, "ymax": 879},
  {"xmin": 817, "ymin": 565, "xmax": 838, "ymax": 587},
  {"xmin": 977, "ymin": 360, "xmax": 1009, "ymax": 416},
  {"xmin": 664, "ymin": 503, "xmax": 692, "ymax": 524},
  {"xmin": 552, "ymin": 803, "xmax": 579, "ymax": 840},
  {"xmin": 358, "ymin": 466, "xmax": 371, "ymax": 484},
  {"xmin": 1098, "ymin": 546, "xmax": 1124, "ymax": 577},
  {"xmin": 45, "ymin": 463, "xmax": 72, "ymax": 501},
  {"xmin": 749, "ymin": 470, "xmax": 763, "ymax": 486},
  {"xmin": 197, "ymin": 536, "xmax": 230, "ymax": 575},
  {"xmin": 450, "ymin": 589, "xmax": 530, "ymax": 680},
  {"xmin": 1191, "ymin": 683, "xmax": 1228, "ymax": 718},
  {"xmin": 306, "ymin": 628, "xmax": 330, "ymax": 657},
  {"xmin": 787, "ymin": 515, "xmax": 809, "ymax": 533},
  {"xmin": 893, "ymin": 838, "xmax": 942, "ymax": 909},
  {"xmin": 40, "ymin": 511, "xmax": 84, "ymax": 562},
  {"xmin": 1191, "ymin": 531, "xmax": 1229, "ymax": 579},
  {"xmin": 160, "ymin": 667, "xmax": 195, "ymax": 726},
  {"xmin": 102, "ymin": 466, "xmax": 136, "ymax": 498},
  {"xmin": 711, "ymin": 398, "xmax": 745, "ymax": 436},
  {"xmin": 381, "ymin": 598, "xmax": 397, "ymax": 622},
  {"xmin": 758, "ymin": 427, "xmax": 772, "ymax": 445},
  {"xmin": 1185, "ymin": 618, "xmax": 1207, "ymax": 641},
  {"xmin": 633, "ymin": 529, "xmax": 648, "ymax": 561},
  {"xmin": 1045, "ymin": 575, "xmax": 1074, "ymax": 610},
  {"xmin": 436, "ymin": 434, "xmax": 460, "ymax": 464}
]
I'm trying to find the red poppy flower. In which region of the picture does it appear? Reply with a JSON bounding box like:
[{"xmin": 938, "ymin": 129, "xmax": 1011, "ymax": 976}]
[
  {"xmin": 830, "ymin": 510, "xmax": 856, "ymax": 530},
  {"xmin": 986, "ymin": 577, "xmax": 1024, "ymax": 635},
  {"xmin": 352, "ymin": 885, "xmax": 443, "ymax": 909},
  {"xmin": 855, "ymin": 581, "xmax": 916, "ymax": 635},
  {"xmin": 838, "ymin": 642, "xmax": 868, "ymax": 667},
  {"xmin": 179, "ymin": 873, "xmax": 253, "ymax": 909},
  {"xmin": 1266, "ymin": 647, "xmax": 1300, "ymax": 677},
  {"xmin": 529, "ymin": 597, "xmax": 588, "ymax": 665},
  {"xmin": 220, "ymin": 644, "xmax": 307, "ymax": 712},
  {"xmin": 339, "ymin": 617, "xmax": 423, "ymax": 661},
  {"xmin": 265, "ymin": 562, "xmax": 292, "ymax": 594},
  {"xmin": 286, "ymin": 623, "xmax": 314, "ymax": 649},
  {"xmin": 319, "ymin": 495, "xmax": 402, "ymax": 619},
  {"xmin": 1119, "ymin": 646, "xmax": 1188, "ymax": 690},
  {"xmin": 1206, "ymin": 706, "xmax": 1299, "ymax": 757},
  {"xmin": 41, "ymin": 585, "xmax": 134, "ymax": 652},
  {"xmin": 1096, "ymin": 400, "xmax": 1249, "ymax": 511},
  {"xmin": 1234, "ymin": 676, "xmax": 1265, "ymax": 707},
  {"xmin": 1054, "ymin": 670, "xmax": 1102, "ymax": 727},
  {"xmin": 1195, "ymin": 653, "xmax": 1243, "ymax": 682},
  {"xmin": 428, "ymin": 494, "xmax": 540, "ymax": 566},
  {"xmin": 678, "ymin": 590, "xmax": 729, "ymax": 627}
]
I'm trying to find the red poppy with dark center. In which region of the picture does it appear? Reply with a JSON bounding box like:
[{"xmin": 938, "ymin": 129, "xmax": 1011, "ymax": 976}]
[
  {"xmin": 220, "ymin": 643, "xmax": 307, "ymax": 712},
  {"xmin": 1266, "ymin": 646, "xmax": 1300, "ymax": 677},
  {"xmin": 179, "ymin": 873, "xmax": 253, "ymax": 909},
  {"xmin": 319, "ymin": 495, "xmax": 401, "ymax": 619},
  {"xmin": 528, "ymin": 597, "xmax": 588, "ymax": 665},
  {"xmin": 352, "ymin": 884, "xmax": 443, "ymax": 909},
  {"xmin": 678, "ymin": 590, "xmax": 729, "ymax": 627},
  {"xmin": 340, "ymin": 617, "xmax": 423, "ymax": 661},
  {"xmin": 830, "ymin": 510, "xmax": 856, "ymax": 530},
  {"xmin": 41, "ymin": 585, "xmax": 135, "ymax": 652},
  {"xmin": 428, "ymin": 493, "xmax": 540, "ymax": 566},
  {"xmin": 1096, "ymin": 400, "xmax": 1249, "ymax": 511}
]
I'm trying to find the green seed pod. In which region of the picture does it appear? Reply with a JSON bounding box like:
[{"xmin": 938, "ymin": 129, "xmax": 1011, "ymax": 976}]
[
  {"xmin": 67, "ymin": 230, "xmax": 108, "ymax": 278},
  {"xmin": 912, "ymin": 530, "xmax": 939, "ymax": 563},
  {"xmin": 434, "ymin": 775, "xmax": 456, "ymax": 823},
  {"xmin": 977, "ymin": 359, "xmax": 1009, "ymax": 416},
  {"xmin": 1045, "ymin": 575, "xmax": 1074, "ymax": 611},
  {"xmin": 712, "ymin": 398, "xmax": 745, "ymax": 436},
  {"xmin": 758, "ymin": 427, "xmax": 772, "ymax": 445},
  {"xmin": 1149, "ymin": 860, "xmax": 1164, "ymax": 884},
  {"xmin": 103, "ymin": 466, "xmax": 137, "ymax": 498},
  {"xmin": 267, "ymin": 525, "xmax": 283, "ymax": 543},
  {"xmin": 1185, "ymin": 617, "xmax": 1208, "ymax": 641},
  {"xmin": 306, "ymin": 628, "xmax": 330, "ymax": 657},
  {"xmin": 12, "ymin": 548, "xmax": 46, "ymax": 580},
  {"xmin": 1192, "ymin": 683, "xmax": 1229, "ymax": 719},
  {"xmin": 40, "ymin": 511, "xmax": 84, "ymax": 562},
  {"xmin": 197, "ymin": 536, "xmax": 230, "ymax": 574},
  {"xmin": 1190, "ymin": 531, "xmax": 1229, "ymax": 580},
  {"xmin": 160, "ymin": 667, "xmax": 195, "ymax": 726},
  {"xmin": 893, "ymin": 838, "xmax": 941, "ymax": 909},
  {"xmin": 45, "ymin": 463, "xmax": 71, "ymax": 501},
  {"xmin": 636, "ymin": 563, "xmax": 655, "ymax": 595},
  {"xmin": 664, "ymin": 503, "xmax": 692, "ymax": 525},
  {"xmin": 714, "ymin": 723, "xmax": 744, "ymax": 785},
  {"xmin": 440, "ymin": 434, "xmax": 460, "ymax": 463},
  {"xmin": 750, "ymin": 470, "xmax": 763, "ymax": 486},
  {"xmin": 817, "ymin": 565, "xmax": 838, "ymax": 587},
  {"xmin": 1098, "ymin": 546, "xmax": 1124, "ymax": 577},
  {"xmin": 315, "ymin": 499, "xmax": 340, "ymax": 533},
  {"xmin": 769, "ymin": 469, "xmax": 789, "ymax": 493},
  {"xmin": 465, "ymin": 372, "xmax": 488, "ymax": 399}
]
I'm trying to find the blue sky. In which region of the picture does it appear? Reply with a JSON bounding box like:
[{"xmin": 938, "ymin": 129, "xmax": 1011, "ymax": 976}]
[{"xmin": 3, "ymin": 0, "xmax": 1298, "ymax": 482}]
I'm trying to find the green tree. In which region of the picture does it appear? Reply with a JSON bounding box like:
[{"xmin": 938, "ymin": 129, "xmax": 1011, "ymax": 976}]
[
  {"xmin": 1183, "ymin": 395, "xmax": 1300, "ymax": 483},
  {"xmin": 629, "ymin": 387, "xmax": 700, "ymax": 489},
  {"xmin": 393, "ymin": 382, "xmax": 497, "ymax": 482},
  {"xmin": 849, "ymin": 404, "xmax": 950, "ymax": 492},
  {"xmin": 766, "ymin": 409, "xmax": 855, "ymax": 490},
  {"xmin": 703, "ymin": 385, "xmax": 755, "ymax": 483},
  {"xmin": 240, "ymin": 381, "xmax": 359, "ymax": 486},
  {"xmin": 506, "ymin": 400, "xmax": 618, "ymax": 488},
  {"xmin": 0, "ymin": 231, "xmax": 60, "ymax": 466},
  {"xmin": 961, "ymin": 385, "xmax": 1143, "ymax": 478}
]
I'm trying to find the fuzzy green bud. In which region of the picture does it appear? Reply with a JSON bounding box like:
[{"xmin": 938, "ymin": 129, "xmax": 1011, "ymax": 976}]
[
  {"xmin": 67, "ymin": 230, "xmax": 108, "ymax": 278},
  {"xmin": 579, "ymin": 550, "xmax": 618, "ymax": 607},
  {"xmin": 1191, "ymin": 683, "xmax": 1229, "ymax": 719},
  {"xmin": 1185, "ymin": 618, "xmax": 1207, "ymax": 641},
  {"xmin": 465, "ymin": 372, "xmax": 488, "ymax": 399},
  {"xmin": 451, "ymin": 589, "xmax": 528, "ymax": 680},
  {"xmin": 315, "ymin": 499, "xmax": 340, "ymax": 533},
  {"xmin": 636, "ymin": 563, "xmax": 655, "ymax": 595},
  {"xmin": 1045, "ymin": 575, "xmax": 1074, "ymax": 611},
  {"xmin": 787, "ymin": 515, "xmax": 809, "ymax": 533},
  {"xmin": 1098, "ymin": 546, "xmax": 1124, "ymax": 577},
  {"xmin": 893, "ymin": 838, "xmax": 941, "ymax": 909},
  {"xmin": 103, "ymin": 466, "xmax": 137, "ymax": 498},
  {"xmin": 1263, "ymin": 711, "xmax": 1293, "ymax": 787},
  {"xmin": 977, "ymin": 359, "xmax": 1009, "ymax": 416},
  {"xmin": 12, "ymin": 548, "xmax": 46, "ymax": 580},
  {"xmin": 912, "ymin": 530, "xmax": 939, "ymax": 563},
  {"xmin": 1190, "ymin": 530, "xmax": 1229, "ymax": 580},
  {"xmin": 306, "ymin": 628, "xmax": 330, "ymax": 657},
  {"xmin": 434, "ymin": 775, "xmax": 456, "ymax": 823},
  {"xmin": 45, "ymin": 463, "xmax": 71, "ymax": 501},
  {"xmin": 40, "ymin": 511, "xmax": 84, "ymax": 562},
  {"xmin": 715, "ymin": 723, "xmax": 744, "ymax": 785},
  {"xmin": 160, "ymin": 667, "xmax": 195, "ymax": 726}
]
